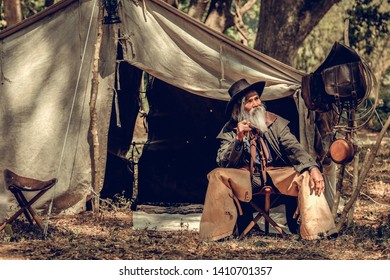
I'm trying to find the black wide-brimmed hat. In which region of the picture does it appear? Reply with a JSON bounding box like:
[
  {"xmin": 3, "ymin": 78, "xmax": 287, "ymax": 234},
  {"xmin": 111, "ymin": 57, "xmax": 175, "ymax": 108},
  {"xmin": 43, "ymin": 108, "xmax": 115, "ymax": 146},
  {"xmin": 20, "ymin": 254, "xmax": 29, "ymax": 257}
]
[{"xmin": 225, "ymin": 79, "xmax": 266, "ymax": 117}]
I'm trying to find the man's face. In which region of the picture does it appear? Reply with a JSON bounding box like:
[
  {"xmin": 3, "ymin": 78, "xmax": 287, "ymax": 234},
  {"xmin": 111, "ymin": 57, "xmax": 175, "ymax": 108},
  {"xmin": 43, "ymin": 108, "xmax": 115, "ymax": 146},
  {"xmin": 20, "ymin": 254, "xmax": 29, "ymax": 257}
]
[{"xmin": 244, "ymin": 90, "xmax": 262, "ymax": 112}]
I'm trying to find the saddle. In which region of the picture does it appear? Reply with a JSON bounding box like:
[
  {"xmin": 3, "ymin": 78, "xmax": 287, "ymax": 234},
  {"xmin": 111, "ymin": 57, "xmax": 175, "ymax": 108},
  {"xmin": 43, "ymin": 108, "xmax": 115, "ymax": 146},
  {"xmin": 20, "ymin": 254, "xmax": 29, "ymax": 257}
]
[{"xmin": 301, "ymin": 42, "xmax": 367, "ymax": 113}]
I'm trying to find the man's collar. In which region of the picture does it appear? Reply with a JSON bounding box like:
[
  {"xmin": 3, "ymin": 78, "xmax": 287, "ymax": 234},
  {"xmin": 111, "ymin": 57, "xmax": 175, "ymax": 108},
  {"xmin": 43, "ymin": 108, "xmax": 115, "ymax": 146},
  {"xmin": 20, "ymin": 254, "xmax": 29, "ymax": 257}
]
[{"xmin": 265, "ymin": 111, "xmax": 277, "ymax": 127}]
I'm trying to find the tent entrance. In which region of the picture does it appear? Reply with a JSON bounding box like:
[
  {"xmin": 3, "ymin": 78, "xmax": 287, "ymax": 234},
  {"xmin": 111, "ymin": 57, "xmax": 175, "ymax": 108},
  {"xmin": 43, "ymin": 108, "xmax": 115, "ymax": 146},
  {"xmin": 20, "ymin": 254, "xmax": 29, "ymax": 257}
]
[
  {"xmin": 100, "ymin": 48, "xmax": 300, "ymax": 205},
  {"xmin": 135, "ymin": 85, "xmax": 300, "ymax": 204},
  {"xmin": 137, "ymin": 79, "xmax": 227, "ymax": 204},
  {"xmin": 101, "ymin": 81, "xmax": 300, "ymax": 205},
  {"xmin": 99, "ymin": 56, "xmax": 143, "ymax": 200}
]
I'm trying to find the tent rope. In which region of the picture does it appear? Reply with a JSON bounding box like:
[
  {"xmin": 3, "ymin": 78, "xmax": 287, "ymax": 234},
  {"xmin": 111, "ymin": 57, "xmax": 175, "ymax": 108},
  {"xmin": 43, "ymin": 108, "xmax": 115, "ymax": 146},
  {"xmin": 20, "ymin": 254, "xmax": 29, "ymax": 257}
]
[
  {"xmin": 118, "ymin": 33, "xmax": 136, "ymax": 59},
  {"xmin": 219, "ymin": 44, "xmax": 225, "ymax": 88},
  {"xmin": 116, "ymin": 61, "xmax": 122, "ymax": 90},
  {"xmin": 43, "ymin": 0, "xmax": 98, "ymax": 238},
  {"xmin": 113, "ymin": 87, "xmax": 122, "ymax": 127}
]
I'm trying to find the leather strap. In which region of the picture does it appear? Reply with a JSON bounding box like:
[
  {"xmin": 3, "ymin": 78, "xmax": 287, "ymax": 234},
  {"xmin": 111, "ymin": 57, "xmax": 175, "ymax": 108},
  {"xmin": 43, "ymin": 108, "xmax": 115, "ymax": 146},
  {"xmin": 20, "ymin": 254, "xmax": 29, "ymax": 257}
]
[
  {"xmin": 258, "ymin": 137, "xmax": 268, "ymax": 184},
  {"xmin": 249, "ymin": 136, "xmax": 256, "ymax": 178},
  {"xmin": 249, "ymin": 132, "xmax": 268, "ymax": 185}
]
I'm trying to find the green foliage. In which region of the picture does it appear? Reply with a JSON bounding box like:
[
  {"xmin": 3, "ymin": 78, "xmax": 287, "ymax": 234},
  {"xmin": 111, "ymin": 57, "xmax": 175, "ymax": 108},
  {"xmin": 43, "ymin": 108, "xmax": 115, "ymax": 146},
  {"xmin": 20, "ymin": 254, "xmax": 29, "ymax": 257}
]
[
  {"xmin": 177, "ymin": 0, "xmax": 260, "ymax": 47},
  {"xmin": 294, "ymin": 2, "xmax": 349, "ymax": 73},
  {"xmin": 367, "ymin": 86, "xmax": 390, "ymax": 131},
  {"xmin": 0, "ymin": 0, "xmax": 54, "ymax": 30},
  {"xmin": 294, "ymin": 0, "xmax": 390, "ymax": 132},
  {"xmin": 347, "ymin": 0, "xmax": 390, "ymax": 56},
  {"xmin": 225, "ymin": 0, "xmax": 260, "ymax": 48},
  {"xmin": 347, "ymin": 0, "xmax": 390, "ymax": 130},
  {"xmin": 0, "ymin": 1, "xmax": 5, "ymax": 29},
  {"xmin": 178, "ymin": 0, "xmax": 191, "ymax": 14},
  {"xmin": 22, "ymin": 0, "xmax": 48, "ymax": 18}
]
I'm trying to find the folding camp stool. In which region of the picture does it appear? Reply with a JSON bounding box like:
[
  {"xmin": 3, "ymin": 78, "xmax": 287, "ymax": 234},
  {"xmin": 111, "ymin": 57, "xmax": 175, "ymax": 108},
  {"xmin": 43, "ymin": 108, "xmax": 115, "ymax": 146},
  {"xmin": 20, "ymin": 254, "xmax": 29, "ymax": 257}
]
[
  {"xmin": 239, "ymin": 186, "xmax": 288, "ymax": 239},
  {"xmin": 0, "ymin": 169, "xmax": 57, "ymax": 232}
]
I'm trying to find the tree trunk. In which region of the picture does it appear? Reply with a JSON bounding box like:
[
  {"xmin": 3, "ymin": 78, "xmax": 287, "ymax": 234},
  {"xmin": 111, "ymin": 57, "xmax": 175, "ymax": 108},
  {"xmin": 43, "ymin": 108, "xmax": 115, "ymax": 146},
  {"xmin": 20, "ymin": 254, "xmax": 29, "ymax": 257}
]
[
  {"xmin": 254, "ymin": 0, "xmax": 340, "ymax": 65},
  {"xmin": 188, "ymin": 0, "xmax": 210, "ymax": 21},
  {"xmin": 4, "ymin": 0, "xmax": 23, "ymax": 27},
  {"xmin": 204, "ymin": 0, "xmax": 234, "ymax": 33}
]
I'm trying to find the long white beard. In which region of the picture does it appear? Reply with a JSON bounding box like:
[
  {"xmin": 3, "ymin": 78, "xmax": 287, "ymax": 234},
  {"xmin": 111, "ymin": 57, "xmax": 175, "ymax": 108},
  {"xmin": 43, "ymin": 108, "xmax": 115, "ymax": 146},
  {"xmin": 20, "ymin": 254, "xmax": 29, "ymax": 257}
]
[{"xmin": 246, "ymin": 105, "xmax": 268, "ymax": 133}]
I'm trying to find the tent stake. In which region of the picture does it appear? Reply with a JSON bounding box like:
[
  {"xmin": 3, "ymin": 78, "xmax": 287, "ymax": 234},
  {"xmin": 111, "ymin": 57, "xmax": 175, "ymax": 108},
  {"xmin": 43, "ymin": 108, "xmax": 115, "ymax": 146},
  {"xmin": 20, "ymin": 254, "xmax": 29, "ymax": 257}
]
[{"xmin": 90, "ymin": 0, "xmax": 104, "ymax": 212}]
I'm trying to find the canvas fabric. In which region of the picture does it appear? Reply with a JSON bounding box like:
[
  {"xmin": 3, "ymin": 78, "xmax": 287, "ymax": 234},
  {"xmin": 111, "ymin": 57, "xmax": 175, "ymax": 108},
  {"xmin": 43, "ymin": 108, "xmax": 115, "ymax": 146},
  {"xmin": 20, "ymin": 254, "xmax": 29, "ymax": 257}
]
[
  {"xmin": 0, "ymin": 0, "xmax": 116, "ymax": 214},
  {"xmin": 118, "ymin": 0, "xmax": 303, "ymax": 101}
]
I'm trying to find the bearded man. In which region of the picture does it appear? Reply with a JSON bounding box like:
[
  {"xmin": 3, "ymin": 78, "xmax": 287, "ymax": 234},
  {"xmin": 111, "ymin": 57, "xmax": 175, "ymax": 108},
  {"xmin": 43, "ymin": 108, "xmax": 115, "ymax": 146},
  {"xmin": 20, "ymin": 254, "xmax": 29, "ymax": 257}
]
[{"xmin": 199, "ymin": 79, "xmax": 337, "ymax": 241}]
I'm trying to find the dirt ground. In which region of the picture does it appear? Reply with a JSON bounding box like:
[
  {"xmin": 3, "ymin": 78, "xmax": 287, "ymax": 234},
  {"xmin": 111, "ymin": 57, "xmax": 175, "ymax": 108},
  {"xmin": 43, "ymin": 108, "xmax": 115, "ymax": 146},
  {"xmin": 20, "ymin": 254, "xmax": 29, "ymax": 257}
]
[{"xmin": 0, "ymin": 132, "xmax": 389, "ymax": 260}]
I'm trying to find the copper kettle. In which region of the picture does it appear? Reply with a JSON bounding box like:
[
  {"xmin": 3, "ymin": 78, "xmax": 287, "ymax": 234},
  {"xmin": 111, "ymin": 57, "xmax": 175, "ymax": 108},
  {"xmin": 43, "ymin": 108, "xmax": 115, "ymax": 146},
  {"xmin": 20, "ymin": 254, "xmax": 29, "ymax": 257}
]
[{"xmin": 329, "ymin": 138, "xmax": 355, "ymax": 164}]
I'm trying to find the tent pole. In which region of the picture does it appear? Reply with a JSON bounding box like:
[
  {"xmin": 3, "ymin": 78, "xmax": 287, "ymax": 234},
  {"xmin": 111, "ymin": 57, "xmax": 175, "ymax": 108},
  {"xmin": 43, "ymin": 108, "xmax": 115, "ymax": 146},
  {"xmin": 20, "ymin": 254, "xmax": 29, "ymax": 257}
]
[{"xmin": 90, "ymin": 0, "xmax": 104, "ymax": 212}]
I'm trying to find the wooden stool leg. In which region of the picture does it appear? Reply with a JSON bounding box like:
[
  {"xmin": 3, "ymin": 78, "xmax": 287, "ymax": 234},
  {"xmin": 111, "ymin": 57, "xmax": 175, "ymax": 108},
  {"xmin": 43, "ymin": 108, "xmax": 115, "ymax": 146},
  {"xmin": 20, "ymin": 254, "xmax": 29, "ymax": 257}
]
[
  {"xmin": 26, "ymin": 206, "xmax": 44, "ymax": 231},
  {"xmin": 264, "ymin": 188, "xmax": 271, "ymax": 235},
  {"xmin": 0, "ymin": 222, "xmax": 7, "ymax": 232},
  {"xmin": 239, "ymin": 212, "xmax": 263, "ymax": 239},
  {"xmin": 250, "ymin": 202, "xmax": 287, "ymax": 237},
  {"xmin": 13, "ymin": 191, "xmax": 34, "ymax": 224},
  {"xmin": 2, "ymin": 206, "xmax": 26, "ymax": 227},
  {"xmin": 6, "ymin": 188, "xmax": 49, "ymax": 231},
  {"xmin": 19, "ymin": 192, "xmax": 45, "ymax": 230},
  {"xmin": 22, "ymin": 190, "xmax": 50, "ymax": 231}
]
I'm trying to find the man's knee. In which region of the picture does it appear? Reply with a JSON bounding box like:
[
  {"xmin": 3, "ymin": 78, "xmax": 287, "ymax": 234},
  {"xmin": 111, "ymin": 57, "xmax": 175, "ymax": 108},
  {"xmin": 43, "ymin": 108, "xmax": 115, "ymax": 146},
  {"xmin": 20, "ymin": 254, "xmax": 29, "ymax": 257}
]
[{"xmin": 207, "ymin": 168, "xmax": 230, "ymax": 183}]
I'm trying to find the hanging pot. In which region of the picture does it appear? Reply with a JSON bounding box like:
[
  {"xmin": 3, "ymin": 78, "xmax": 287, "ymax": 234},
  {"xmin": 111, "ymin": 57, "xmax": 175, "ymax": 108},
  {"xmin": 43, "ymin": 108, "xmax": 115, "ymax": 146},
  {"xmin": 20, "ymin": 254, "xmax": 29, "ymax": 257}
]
[{"xmin": 329, "ymin": 139, "xmax": 355, "ymax": 164}]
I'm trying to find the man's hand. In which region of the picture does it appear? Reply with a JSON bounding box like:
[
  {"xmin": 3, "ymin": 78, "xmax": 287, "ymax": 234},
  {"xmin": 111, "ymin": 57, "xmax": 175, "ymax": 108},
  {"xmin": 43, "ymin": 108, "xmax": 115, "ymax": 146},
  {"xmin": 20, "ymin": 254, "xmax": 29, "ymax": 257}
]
[
  {"xmin": 309, "ymin": 167, "xmax": 325, "ymax": 196},
  {"xmin": 235, "ymin": 120, "xmax": 252, "ymax": 141}
]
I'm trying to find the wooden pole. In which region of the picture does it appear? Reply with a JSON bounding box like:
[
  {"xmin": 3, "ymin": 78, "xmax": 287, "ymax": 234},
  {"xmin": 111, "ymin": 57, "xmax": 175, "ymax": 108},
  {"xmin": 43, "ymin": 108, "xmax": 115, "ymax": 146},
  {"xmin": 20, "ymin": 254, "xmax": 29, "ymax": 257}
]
[
  {"xmin": 347, "ymin": 150, "xmax": 359, "ymax": 226},
  {"xmin": 336, "ymin": 116, "xmax": 390, "ymax": 232},
  {"xmin": 331, "ymin": 164, "xmax": 345, "ymax": 218},
  {"xmin": 90, "ymin": 1, "xmax": 104, "ymax": 212}
]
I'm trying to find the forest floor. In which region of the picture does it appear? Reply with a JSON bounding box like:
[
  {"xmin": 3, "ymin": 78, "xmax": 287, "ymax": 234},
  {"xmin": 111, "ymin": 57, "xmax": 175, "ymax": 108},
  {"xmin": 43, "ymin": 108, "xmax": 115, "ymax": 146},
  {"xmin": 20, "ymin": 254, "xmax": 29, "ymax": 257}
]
[{"xmin": 0, "ymin": 131, "xmax": 389, "ymax": 260}]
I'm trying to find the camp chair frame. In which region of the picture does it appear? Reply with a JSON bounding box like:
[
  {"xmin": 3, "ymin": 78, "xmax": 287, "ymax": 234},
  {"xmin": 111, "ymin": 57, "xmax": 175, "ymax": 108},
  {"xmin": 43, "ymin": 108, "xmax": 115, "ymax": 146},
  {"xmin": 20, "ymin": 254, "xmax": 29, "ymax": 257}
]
[
  {"xmin": 239, "ymin": 186, "xmax": 289, "ymax": 239},
  {"xmin": 0, "ymin": 169, "xmax": 57, "ymax": 232}
]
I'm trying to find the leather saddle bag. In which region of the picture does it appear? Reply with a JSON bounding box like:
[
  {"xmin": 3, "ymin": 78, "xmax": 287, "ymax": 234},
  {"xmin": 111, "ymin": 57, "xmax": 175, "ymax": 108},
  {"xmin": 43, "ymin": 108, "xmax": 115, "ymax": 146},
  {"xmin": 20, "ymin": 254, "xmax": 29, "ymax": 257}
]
[
  {"xmin": 301, "ymin": 72, "xmax": 332, "ymax": 112},
  {"xmin": 301, "ymin": 42, "xmax": 367, "ymax": 112},
  {"xmin": 321, "ymin": 61, "xmax": 367, "ymax": 102}
]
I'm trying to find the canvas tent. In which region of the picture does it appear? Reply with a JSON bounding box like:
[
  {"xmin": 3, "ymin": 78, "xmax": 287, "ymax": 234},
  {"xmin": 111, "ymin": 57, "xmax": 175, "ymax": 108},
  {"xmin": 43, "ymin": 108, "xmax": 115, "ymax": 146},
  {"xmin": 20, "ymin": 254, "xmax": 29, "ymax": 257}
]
[{"xmin": 0, "ymin": 0, "xmax": 333, "ymax": 219}]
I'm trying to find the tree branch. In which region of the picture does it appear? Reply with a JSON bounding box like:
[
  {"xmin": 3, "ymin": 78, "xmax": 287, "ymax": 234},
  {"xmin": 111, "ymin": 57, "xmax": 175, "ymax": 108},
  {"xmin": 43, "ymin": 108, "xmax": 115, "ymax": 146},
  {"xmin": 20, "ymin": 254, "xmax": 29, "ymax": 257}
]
[
  {"xmin": 239, "ymin": 0, "xmax": 256, "ymax": 15},
  {"xmin": 295, "ymin": 0, "xmax": 341, "ymax": 44},
  {"xmin": 336, "ymin": 116, "xmax": 390, "ymax": 232},
  {"xmin": 360, "ymin": 192, "xmax": 390, "ymax": 208},
  {"xmin": 233, "ymin": 0, "xmax": 247, "ymax": 45}
]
